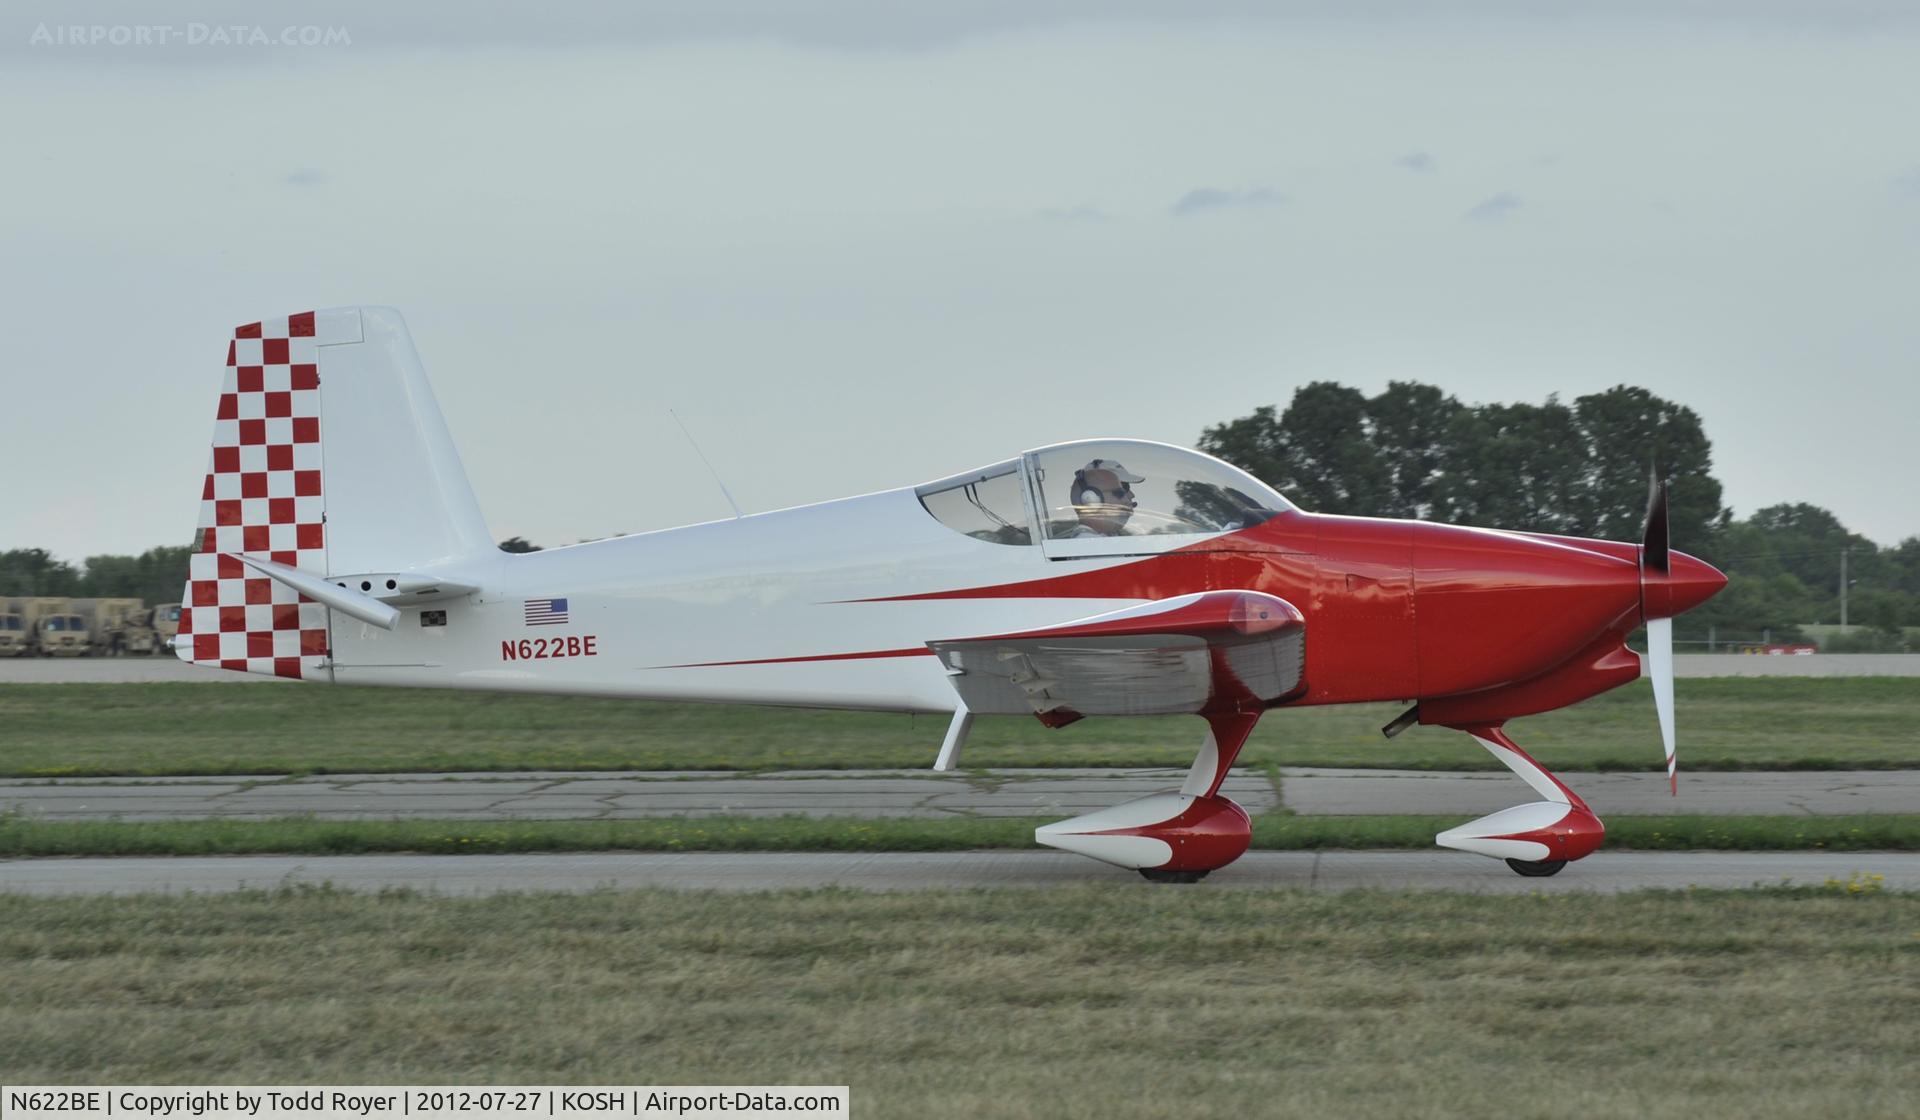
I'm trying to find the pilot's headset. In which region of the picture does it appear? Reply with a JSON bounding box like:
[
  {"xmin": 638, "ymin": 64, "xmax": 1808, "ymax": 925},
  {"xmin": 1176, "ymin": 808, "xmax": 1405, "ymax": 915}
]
[
  {"xmin": 1072, "ymin": 469, "xmax": 1102, "ymax": 507},
  {"xmin": 1073, "ymin": 461, "xmax": 1137, "ymax": 507}
]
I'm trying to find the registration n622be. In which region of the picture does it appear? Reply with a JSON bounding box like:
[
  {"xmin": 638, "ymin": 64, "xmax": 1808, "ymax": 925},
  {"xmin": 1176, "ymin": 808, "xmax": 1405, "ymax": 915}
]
[{"xmin": 501, "ymin": 635, "xmax": 598, "ymax": 661}]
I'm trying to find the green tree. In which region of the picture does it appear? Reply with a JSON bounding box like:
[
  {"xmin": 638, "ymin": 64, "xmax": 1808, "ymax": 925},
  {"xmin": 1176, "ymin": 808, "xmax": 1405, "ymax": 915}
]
[
  {"xmin": 2, "ymin": 546, "xmax": 194, "ymax": 604},
  {"xmin": 1281, "ymin": 382, "xmax": 1398, "ymax": 515},
  {"xmin": 1570, "ymin": 386, "xmax": 1727, "ymax": 552},
  {"xmin": 1196, "ymin": 404, "xmax": 1287, "ymax": 492},
  {"xmin": 136, "ymin": 546, "xmax": 194, "ymax": 604},
  {"xmin": 1685, "ymin": 571, "xmax": 1816, "ymax": 642},
  {"xmin": 1888, "ymin": 538, "xmax": 1920, "ymax": 596},
  {"xmin": 75, "ymin": 546, "xmax": 195, "ymax": 604},
  {"xmin": 1201, "ymin": 381, "xmax": 1724, "ymax": 543},
  {"xmin": 1198, "ymin": 382, "xmax": 1437, "ymax": 516},
  {"xmin": 78, "ymin": 554, "xmax": 141, "ymax": 597},
  {"xmin": 0, "ymin": 550, "xmax": 82, "ymax": 596},
  {"xmin": 1734, "ymin": 504, "xmax": 1881, "ymax": 599},
  {"xmin": 1433, "ymin": 398, "xmax": 1587, "ymax": 534},
  {"xmin": 1365, "ymin": 381, "xmax": 1464, "ymax": 519},
  {"xmin": 1845, "ymin": 588, "xmax": 1915, "ymax": 634}
]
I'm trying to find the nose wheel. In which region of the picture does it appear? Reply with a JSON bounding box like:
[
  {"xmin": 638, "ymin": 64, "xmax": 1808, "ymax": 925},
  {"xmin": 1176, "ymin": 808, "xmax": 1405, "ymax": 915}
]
[{"xmin": 1437, "ymin": 724, "xmax": 1606, "ymax": 875}]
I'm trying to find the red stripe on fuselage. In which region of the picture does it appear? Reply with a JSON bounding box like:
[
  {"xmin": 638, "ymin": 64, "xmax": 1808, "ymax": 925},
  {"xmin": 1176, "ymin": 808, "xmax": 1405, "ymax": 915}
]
[{"xmin": 658, "ymin": 647, "xmax": 937, "ymax": 669}]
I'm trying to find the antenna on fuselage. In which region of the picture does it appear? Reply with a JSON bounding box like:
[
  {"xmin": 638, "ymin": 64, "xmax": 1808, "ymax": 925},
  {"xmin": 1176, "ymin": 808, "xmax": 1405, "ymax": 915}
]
[{"xmin": 669, "ymin": 408, "xmax": 744, "ymax": 520}]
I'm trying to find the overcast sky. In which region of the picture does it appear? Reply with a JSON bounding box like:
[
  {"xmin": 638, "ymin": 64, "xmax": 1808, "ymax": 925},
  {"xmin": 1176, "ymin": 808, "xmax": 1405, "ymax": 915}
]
[{"xmin": 6, "ymin": 1, "xmax": 1918, "ymax": 561}]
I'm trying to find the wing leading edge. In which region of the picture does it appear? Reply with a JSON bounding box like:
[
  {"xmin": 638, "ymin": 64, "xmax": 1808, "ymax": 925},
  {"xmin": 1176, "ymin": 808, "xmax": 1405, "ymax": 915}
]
[{"xmin": 926, "ymin": 590, "xmax": 1306, "ymax": 725}]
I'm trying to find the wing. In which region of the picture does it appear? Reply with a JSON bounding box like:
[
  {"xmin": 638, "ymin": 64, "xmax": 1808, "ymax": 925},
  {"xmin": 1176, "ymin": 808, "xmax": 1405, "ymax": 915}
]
[{"xmin": 926, "ymin": 590, "xmax": 1305, "ymax": 726}]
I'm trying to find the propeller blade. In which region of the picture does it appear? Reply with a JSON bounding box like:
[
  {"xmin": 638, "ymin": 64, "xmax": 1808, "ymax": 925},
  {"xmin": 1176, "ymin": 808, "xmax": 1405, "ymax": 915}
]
[
  {"xmin": 1647, "ymin": 616, "xmax": 1677, "ymax": 795},
  {"xmin": 1641, "ymin": 472, "xmax": 1670, "ymax": 576}
]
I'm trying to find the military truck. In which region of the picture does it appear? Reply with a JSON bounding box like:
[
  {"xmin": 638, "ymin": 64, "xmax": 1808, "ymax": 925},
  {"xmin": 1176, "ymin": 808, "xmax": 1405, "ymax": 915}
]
[
  {"xmin": 26, "ymin": 598, "xmax": 90, "ymax": 657},
  {"xmin": 0, "ymin": 599, "xmax": 29, "ymax": 657},
  {"xmin": 117, "ymin": 602, "xmax": 163, "ymax": 656},
  {"xmin": 68, "ymin": 598, "xmax": 156, "ymax": 656},
  {"xmin": 150, "ymin": 602, "xmax": 182, "ymax": 654}
]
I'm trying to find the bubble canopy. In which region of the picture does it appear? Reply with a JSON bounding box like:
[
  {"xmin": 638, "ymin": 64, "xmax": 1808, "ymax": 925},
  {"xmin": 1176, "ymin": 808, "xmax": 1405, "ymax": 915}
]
[{"xmin": 916, "ymin": 440, "xmax": 1293, "ymax": 550}]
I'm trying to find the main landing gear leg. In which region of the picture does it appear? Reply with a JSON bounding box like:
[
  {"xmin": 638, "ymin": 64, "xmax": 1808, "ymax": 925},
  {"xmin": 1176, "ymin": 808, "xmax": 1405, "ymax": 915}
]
[
  {"xmin": 1036, "ymin": 710, "xmax": 1263, "ymax": 883},
  {"xmin": 931, "ymin": 701, "xmax": 973, "ymax": 772},
  {"xmin": 1436, "ymin": 723, "xmax": 1605, "ymax": 876}
]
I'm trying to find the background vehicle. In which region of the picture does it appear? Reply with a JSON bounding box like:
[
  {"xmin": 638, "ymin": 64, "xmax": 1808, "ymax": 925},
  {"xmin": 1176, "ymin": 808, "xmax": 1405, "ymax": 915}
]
[
  {"xmin": 0, "ymin": 596, "xmax": 178, "ymax": 656},
  {"xmin": 0, "ymin": 599, "xmax": 29, "ymax": 656},
  {"xmin": 27, "ymin": 597, "xmax": 89, "ymax": 657},
  {"xmin": 150, "ymin": 602, "xmax": 182, "ymax": 654},
  {"xmin": 70, "ymin": 597, "xmax": 156, "ymax": 655}
]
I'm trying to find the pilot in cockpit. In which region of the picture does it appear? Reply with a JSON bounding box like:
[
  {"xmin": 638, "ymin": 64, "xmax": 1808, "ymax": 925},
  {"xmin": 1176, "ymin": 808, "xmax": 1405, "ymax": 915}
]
[{"xmin": 1063, "ymin": 459, "xmax": 1143, "ymax": 537}]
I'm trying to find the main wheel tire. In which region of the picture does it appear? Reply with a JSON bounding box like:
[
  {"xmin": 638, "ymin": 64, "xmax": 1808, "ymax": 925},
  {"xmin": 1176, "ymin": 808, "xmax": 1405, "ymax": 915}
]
[
  {"xmin": 1139, "ymin": 868, "xmax": 1211, "ymax": 884},
  {"xmin": 1505, "ymin": 857, "xmax": 1568, "ymax": 877}
]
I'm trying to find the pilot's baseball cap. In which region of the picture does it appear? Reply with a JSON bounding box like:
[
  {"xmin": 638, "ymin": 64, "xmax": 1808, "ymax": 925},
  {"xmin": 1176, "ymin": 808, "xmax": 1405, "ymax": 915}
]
[{"xmin": 1083, "ymin": 459, "xmax": 1144, "ymax": 483}]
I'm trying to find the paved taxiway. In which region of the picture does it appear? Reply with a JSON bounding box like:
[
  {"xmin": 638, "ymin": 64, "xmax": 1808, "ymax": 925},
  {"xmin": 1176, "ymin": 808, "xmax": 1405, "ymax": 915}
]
[
  {"xmin": 4, "ymin": 767, "xmax": 1912, "ymax": 821},
  {"xmin": 5, "ymin": 653, "xmax": 1918, "ymax": 684},
  {"xmin": 2, "ymin": 850, "xmax": 1913, "ymax": 895}
]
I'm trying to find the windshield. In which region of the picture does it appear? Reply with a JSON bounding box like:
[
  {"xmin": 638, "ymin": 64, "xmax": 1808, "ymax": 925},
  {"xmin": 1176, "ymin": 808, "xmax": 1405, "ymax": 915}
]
[
  {"xmin": 0, "ymin": 616, "xmax": 20, "ymax": 631},
  {"xmin": 1028, "ymin": 440, "xmax": 1291, "ymax": 541},
  {"xmin": 917, "ymin": 461, "xmax": 1035, "ymax": 546}
]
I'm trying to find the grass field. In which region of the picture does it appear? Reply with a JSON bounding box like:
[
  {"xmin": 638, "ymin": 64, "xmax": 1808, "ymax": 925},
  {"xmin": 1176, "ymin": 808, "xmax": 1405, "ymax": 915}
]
[
  {"xmin": 2, "ymin": 677, "xmax": 1917, "ymax": 777},
  {"xmin": 2, "ymin": 886, "xmax": 1915, "ymax": 1118},
  {"xmin": 6, "ymin": 811, "xmax": 1920, "ymax": 857}
]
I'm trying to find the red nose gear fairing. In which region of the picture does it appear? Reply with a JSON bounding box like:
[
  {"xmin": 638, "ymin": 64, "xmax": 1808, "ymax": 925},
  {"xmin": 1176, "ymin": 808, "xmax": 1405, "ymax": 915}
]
[{"xmin": 176, "ymin": 307, "xmax": 1727, "ymax": 882}]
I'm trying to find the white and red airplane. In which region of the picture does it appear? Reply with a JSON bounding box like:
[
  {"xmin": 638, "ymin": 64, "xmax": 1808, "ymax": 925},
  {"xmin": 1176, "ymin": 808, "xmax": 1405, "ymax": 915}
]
[{"xmin": 178, "ymin": 307, "xmax": 1726, "ymax": 881}]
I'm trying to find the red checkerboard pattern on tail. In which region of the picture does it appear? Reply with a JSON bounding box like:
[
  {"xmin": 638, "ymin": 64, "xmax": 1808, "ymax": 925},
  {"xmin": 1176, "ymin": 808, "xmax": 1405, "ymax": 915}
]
[{"xmin": 177, "ymin": 312, "xmax": 330, "ymax": 679}]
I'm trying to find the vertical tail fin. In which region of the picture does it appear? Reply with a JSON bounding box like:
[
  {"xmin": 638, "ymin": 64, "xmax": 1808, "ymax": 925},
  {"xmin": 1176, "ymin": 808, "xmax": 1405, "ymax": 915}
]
[{"xmin": 178, "ymin": 307, "xmax": 490, "ymax": 679}]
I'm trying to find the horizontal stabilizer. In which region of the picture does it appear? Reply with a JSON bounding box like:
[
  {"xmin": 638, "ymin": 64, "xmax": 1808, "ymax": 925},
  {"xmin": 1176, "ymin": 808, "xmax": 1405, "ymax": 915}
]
[
  {"xmin": 234, "ymin": 554, "xmax": 399, "ymax": 630},
  {"xmin": 327, "ymin": 571, "xmax": 480, "ymax": 606}
]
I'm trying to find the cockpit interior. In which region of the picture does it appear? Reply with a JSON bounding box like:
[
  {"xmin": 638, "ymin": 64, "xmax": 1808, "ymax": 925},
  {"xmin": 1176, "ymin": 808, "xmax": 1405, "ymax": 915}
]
[{"xmin": 916, "ymin": 440, "xmax": 1292, "ymax": 552}]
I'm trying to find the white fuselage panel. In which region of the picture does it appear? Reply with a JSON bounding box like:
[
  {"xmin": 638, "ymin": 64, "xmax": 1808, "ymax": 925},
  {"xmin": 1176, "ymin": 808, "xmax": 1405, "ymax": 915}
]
[{"xmin": 329, "ymin": 487, "xmax": 1147, "ymax": 711}]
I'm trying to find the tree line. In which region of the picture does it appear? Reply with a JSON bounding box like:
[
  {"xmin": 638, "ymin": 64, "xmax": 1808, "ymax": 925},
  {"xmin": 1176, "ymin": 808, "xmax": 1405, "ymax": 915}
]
[
  {"xmin": 0, "ymin": 546, "xmax": 195, "ymax": 608},
  {"xmin": 1200, "ymin": 382, "xmax": 1919, "ymax": 649}
]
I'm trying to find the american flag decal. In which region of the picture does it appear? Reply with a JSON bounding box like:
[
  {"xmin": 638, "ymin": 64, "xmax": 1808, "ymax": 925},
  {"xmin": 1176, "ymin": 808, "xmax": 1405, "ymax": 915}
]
[{"xmin": 524, "ymin": 598, "xmax": 569, "ymax": 626}]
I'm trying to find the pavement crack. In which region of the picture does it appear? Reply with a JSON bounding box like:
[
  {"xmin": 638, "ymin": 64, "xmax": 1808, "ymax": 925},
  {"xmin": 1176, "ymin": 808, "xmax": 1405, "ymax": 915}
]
[
  {"xmin": 914, "ymin": 790, "xmax": 975, "ymax": 819},
  {"xmin": 960, "ymin": 771, "xmax": 1005, "ymax": 793}
]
